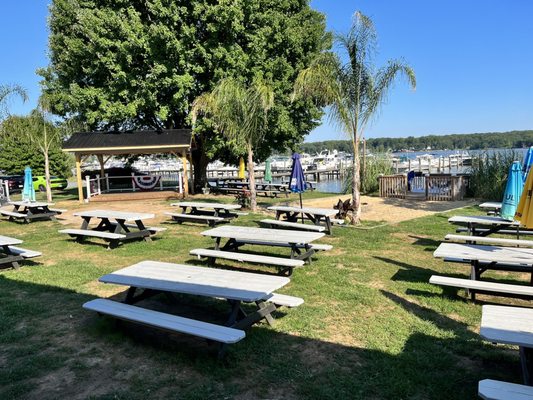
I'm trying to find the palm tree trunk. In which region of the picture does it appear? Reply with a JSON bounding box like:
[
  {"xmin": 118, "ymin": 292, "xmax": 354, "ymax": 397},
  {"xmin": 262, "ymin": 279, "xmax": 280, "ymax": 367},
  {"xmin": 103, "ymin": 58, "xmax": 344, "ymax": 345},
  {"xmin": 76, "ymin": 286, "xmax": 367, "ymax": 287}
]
[
  {"xmin": 44, "ymin": 150, "xmax": 52, "ymax": 202},
  {"xmin": 349, "ymin": 139, "xmax": 362, "ymax": 224},
  {"xmin": 247, "ymin": 142, "xmax": 257, "ymax": 211}
]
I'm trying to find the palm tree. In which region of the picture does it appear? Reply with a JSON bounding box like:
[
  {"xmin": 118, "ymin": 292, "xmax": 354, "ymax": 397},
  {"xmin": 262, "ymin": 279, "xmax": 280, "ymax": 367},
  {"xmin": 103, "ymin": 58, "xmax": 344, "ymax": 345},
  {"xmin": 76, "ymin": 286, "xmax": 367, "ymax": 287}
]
[
  {"xmin": 0, "ymin": 84, "xmax": 27, "ymax": 120},
  {"xmin": 293, "ymin": 12, "xmax": 416, "ymax": 224},
  {"xmin": 191, "ymin": 78, "xmax": 274, "ymax": 211}
]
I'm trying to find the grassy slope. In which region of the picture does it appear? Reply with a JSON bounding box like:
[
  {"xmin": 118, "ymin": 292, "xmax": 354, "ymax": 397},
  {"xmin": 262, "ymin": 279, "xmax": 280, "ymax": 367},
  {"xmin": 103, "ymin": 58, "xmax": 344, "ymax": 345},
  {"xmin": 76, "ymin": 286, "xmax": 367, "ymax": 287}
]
[{"xmin": 0, "ymin": 201, "xmax": 526, "ymax": 400}]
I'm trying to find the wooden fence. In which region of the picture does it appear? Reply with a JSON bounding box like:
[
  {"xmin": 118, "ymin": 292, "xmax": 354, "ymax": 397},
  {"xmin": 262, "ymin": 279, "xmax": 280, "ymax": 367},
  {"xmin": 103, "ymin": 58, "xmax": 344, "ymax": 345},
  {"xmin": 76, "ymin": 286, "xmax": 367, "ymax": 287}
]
[
  {"xmin": 379, "ymin": 174, "xmax": 470, "ymax": 201},
  {"xmin": 378, "ymin": 174, "xmax": 407, "ymax": 199}
]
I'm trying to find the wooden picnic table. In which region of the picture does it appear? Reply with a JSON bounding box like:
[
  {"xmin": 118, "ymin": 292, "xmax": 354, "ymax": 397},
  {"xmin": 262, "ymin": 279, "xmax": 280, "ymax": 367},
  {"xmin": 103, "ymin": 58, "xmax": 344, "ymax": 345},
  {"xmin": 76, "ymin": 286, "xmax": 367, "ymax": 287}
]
[
  {"xmin": 60, "ymin": 209, "xmax": 157, "ymax": 249},
  {"xmin": 94, "ymin": 260, "xmax": 300, "ymax": 355},
  {"xmin": 1, "ymin": 201, "xmax": 63, "ymax": 223},
  {"xmin": 268, "ymin": 205, "xmax": 339, "ymax": 235},
  {"xmin": 481, "ymin": 305, "xmax": 533, "ymax": 386},
  {"xmin": 171, "ymin": 201, "xmax": 241, "ymax": 217},
  {"xmin": 448, "ymin": 215, "xmax": 526, "ymax": 238},
  {"xmin": 479, "ymin": 202, "xmax": 502, "ymax": 210},
  {"xmin": 434, "ymin": 242, "xmax": 533, "ymax": 285},
  {"xmin": 0, "ymin": 235, "xmax": 24, "ymax": 269},
  {"xmin": 201, "ymin": 225, "xmax": 324, "ymax": 262}
]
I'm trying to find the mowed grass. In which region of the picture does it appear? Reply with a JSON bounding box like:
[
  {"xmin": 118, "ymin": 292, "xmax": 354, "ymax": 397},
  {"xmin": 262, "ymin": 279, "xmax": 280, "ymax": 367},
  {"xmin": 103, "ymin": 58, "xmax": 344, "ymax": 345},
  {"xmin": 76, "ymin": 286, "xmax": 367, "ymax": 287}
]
[{"xmin": 0, "ymin": 200, "xmax": 526, "ymax": 399}]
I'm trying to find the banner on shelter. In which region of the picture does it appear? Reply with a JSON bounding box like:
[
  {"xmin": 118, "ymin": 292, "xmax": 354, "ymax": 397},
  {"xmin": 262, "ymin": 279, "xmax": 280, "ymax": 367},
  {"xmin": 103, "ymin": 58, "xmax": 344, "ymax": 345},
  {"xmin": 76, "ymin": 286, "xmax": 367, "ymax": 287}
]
[{"xmin": 132, "ymin": 175, "xmax": 161, "ymax": 190}]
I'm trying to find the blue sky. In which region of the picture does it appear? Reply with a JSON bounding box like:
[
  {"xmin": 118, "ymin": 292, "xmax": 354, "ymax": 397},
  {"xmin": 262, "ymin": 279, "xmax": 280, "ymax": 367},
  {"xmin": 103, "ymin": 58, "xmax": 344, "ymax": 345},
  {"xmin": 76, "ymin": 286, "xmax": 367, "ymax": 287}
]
[{"xmin": 1, "ymin": 1, "xmax": 532, "ymax": 142}]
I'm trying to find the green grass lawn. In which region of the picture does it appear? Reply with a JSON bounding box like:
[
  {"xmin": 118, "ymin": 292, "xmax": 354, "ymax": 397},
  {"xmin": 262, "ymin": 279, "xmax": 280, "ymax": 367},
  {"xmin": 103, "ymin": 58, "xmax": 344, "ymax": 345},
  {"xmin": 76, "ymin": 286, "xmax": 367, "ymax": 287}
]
[{"xmin": 0, "ymin": 202, "xmax": 527, "ymax": 399}]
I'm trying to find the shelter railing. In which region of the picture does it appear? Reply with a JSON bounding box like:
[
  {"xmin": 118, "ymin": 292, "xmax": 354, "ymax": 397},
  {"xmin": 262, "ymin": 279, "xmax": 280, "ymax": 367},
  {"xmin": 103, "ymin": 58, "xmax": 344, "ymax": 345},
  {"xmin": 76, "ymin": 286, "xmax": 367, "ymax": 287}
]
[
  {"xmin": 425, "ymin": 174, "xmax": 469, "ymax": 201},
  {"xmin": 0, "ymin": 180, "xmax": 10, "ymax": 205},
  {"xmin": 85, "ymin": 173, "xmax": 184, "ymax": 200}
]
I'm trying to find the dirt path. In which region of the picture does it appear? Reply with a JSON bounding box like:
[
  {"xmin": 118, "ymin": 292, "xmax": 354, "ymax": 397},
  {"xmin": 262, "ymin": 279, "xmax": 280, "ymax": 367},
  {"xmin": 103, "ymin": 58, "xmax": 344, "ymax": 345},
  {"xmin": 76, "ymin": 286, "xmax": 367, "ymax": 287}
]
[{"xmin": 301, "ymin": 194, "xmax": 475, "ymax": 224}]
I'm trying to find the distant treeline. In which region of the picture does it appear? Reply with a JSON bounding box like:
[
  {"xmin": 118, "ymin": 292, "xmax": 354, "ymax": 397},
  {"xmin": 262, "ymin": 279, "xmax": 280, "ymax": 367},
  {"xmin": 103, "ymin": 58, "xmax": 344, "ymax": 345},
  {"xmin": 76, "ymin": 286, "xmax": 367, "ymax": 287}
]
[{"xmin": 299, "ymin": 130, "xmax": 533, "ymax": 154}]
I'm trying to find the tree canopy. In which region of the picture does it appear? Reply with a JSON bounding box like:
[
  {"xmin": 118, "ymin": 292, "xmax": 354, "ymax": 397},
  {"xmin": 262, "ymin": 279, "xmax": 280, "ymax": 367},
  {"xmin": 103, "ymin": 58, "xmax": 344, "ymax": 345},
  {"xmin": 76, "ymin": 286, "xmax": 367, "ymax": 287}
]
[{"xmin": 40, "ymin": 0, "xmax": 330, "ymax": 188}]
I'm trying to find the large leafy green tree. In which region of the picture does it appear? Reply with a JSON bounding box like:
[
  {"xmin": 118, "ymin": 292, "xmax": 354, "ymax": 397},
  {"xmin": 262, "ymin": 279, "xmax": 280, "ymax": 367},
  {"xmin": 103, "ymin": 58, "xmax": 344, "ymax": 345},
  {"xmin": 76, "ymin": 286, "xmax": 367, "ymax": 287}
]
[
  {"xmin": 293, "ymin": 12, "xmax": 416, "ymax": 223},
  {"xmin": 0, "ymin": 115, "xmax": 71, "ymax": 179},
  {"xmin": 39, "ymin": 0, "xmax": 329, "ymax": 190},
  {"xmin": 192, "ymin": 78, "xmax": 274, "ymax": 211}
]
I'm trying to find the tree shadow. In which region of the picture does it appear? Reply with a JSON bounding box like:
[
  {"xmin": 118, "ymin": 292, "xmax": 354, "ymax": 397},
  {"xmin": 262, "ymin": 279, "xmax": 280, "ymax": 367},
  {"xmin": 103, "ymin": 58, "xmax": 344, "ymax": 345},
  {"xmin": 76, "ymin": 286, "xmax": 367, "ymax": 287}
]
[
  {"xmin": 0, "ymin": 275, "xmax": 521, "ymax": 400},
  {"xmin": 374, "ymin": 256, "xmax": 466, "ymax": 283}
]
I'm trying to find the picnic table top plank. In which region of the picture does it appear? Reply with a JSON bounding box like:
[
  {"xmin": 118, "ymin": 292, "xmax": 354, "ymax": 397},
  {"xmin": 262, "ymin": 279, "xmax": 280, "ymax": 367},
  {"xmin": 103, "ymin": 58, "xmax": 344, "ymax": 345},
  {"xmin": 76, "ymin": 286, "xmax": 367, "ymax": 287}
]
[
  {"xmin": 268, "ymin": 205, "xmax": 338, "ymax": 217},
  {"xmin": 445, "ymin": 234, "xmax": 533, "ymax": 248},
  {"xmin": 448, "ymin": 215, "xmax": 517, "ymax": 226},
  {"xmin": 99, "ymin": 260, "xmax": 290, "ymax": 302},
  {"xmin": 434, "ymin": 242, "xmax": 533, "ymax": 265},
  {"xmin": 171, "ymin": 202, "xmax": 241, "ymax": 210},
  {"xmin": 73, "ymin": 210, "xmax": 154, "ymax": 221},
  {"xmin": 479, "ymin": 202, "xmax": 502, "ymax": 210},
  {"xmin": 0, "ymin": 235, "xmax": 23, "ymax": 246},
  {"xmin": 201, "ymin": 225, "xmax": 325, "ymax": 244},
  {"xmin": 480, "ymin": 305, "xmax": 533, "ymax": 347},
  {"xmin": 9, "ymin": 201, "xmax": 55, "ymax": 208}
]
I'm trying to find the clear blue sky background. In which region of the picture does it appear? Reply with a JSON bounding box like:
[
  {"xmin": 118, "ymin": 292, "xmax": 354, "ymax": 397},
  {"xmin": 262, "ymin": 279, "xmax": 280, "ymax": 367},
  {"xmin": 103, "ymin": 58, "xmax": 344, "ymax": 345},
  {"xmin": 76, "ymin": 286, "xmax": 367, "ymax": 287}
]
[{"xmin": 1, "ymin": 1, "xmax": 532, "ymax": 142}]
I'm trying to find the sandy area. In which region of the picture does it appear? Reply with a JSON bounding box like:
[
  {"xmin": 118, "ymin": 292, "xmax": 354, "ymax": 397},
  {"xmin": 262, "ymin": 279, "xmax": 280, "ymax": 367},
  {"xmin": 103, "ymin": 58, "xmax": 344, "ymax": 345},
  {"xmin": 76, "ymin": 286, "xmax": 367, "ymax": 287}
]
[
  {"xmin": 3, "ymin": 192, "xmax": 474, "ymax": 227},
  {"xmin": 301, "ymin": 194, "xmax": 475, "ymax": 224}
]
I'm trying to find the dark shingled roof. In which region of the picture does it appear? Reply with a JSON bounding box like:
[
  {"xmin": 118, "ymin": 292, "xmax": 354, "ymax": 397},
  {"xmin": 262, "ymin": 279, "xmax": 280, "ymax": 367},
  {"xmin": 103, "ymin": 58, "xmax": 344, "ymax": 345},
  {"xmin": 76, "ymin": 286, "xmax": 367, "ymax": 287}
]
[{"xmin": 63, "ymin": 129, "xmax": 192, "ymax": 154}]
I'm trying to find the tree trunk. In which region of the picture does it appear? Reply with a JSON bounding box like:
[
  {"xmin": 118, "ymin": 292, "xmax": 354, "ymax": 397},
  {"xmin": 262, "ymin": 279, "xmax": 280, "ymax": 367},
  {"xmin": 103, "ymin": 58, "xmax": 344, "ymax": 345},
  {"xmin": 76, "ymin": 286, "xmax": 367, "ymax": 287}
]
[
  {"xmin": 247, "ymin": 142, "xmax": 257, "ymax": 212},
  {"xmin": 348, "ymin": 139, "xmax": 361, "ymax": 224},
  {"xmin": 44, "ymin": 150, "xmax": 52, "ymax": 203},
  {"xmin": 191, "ymin": 136, "xmax": 209, "ymax": 192}
]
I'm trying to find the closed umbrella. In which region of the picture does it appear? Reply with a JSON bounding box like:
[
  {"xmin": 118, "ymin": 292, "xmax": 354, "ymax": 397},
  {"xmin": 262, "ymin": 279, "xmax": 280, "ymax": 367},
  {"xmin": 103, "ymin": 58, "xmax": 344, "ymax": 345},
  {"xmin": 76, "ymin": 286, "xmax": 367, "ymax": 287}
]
[
  {"xmin": 500, "ymin": 161, "xmax": 524, "ymax": 220},
  {"xmin": 289, "ymin": 153, "xmax": 306, "ymax": 221},
  {"xmin": 523, "ymin": 146, "xmax": 533, "ymax": 182},
  {"xmin": 22, "ymin": 166, "xmax": 35, "ymax": 202},
  {"xmin": 238, "ymin": 157, "xmax": 245, "ymax": 179},
  {"xmin": 515, "ymin": 162, "xmax": 533, "ymax": 228},
  {"xmin": 264, "ymin": 158, "xmax": 272, "ymax": 183}
]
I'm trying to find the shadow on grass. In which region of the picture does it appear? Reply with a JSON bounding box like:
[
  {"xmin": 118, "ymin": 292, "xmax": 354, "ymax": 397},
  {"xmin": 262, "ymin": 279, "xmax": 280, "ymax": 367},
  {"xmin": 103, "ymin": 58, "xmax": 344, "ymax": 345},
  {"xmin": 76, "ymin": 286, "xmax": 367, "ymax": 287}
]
[
  {"xmin": 0, "ymin": 274, "xmax": 521, "ymax": 400},
  {"xmin": 407, "ymin": 234, "xmax": 441, "ymax": 250}
]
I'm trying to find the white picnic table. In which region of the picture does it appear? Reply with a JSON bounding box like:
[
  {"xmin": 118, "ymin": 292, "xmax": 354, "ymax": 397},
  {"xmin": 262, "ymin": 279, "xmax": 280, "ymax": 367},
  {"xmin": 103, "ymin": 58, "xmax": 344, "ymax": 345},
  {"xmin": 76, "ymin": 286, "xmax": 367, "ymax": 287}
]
[
  {"xmin": 201, "ymin": 225, "xmax": 324, "ymax": 262},
  {"xmin": 0, "ymin": 235, "xmax": 41, "ymax": 269},
  {"xmin": 268, "ymin": 205, "xmax": 339, "ymax": 234},
  {"xmin": 60, "ymin": 209, "xmax": 157, "ymax": 248},
  {"xmin": 479, "ymin": 202, "xmax": 502, "ymax": 210},
  {"xmin": 95, "ymin": 260, "xmax": 298, "ymax": 354},
  {"xmin": 448, "ymin": 215, "xmax": 525, "ymax": 237},
  {"xmin": 434, "ymin": 242, "xmax": 533, "ymax": 291},
  {"xmin": 481, "ymin": 305, "xmax": 533, "ymax": 385},
  {"xmin": 167, "ymin": 202, "xmax": 241, "ymax": 226},
  {"xmin": 1, "ymin": 200, "xmax": 62, "ymax": 222},
  {"xmin": 0, "ymin": 235, "xmax": 24, "ymax": 269}
]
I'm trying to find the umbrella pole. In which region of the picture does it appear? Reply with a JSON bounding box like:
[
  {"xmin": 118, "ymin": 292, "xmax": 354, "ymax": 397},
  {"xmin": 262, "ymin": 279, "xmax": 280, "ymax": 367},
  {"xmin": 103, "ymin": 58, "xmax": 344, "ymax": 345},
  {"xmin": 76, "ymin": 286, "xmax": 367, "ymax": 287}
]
[{"xmin": 300, "ymin": 193, "xmax": 304, "ymax": 224}]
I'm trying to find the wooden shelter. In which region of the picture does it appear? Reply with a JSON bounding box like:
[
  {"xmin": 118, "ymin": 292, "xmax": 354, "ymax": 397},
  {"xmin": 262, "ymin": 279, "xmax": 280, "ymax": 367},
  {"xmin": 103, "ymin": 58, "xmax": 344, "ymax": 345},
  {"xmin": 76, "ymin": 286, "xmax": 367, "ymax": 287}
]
[{"xmin": 62, "ymin": 129, "xmax": 192, "ymax": 203}]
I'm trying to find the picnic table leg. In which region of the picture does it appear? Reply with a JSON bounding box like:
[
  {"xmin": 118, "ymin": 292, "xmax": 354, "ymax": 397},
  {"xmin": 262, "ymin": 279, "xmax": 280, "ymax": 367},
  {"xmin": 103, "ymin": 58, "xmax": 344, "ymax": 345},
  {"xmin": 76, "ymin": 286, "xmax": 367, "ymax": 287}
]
[
  {"xmin": 469, "ymin": 261, "xmax": 481, "ymax": 301},
  {"xmin": 214, "ymin": 237, "xmax": 222, "ymax": 250},
  {"xmin": 2, "ymin": 245, "xmax": 21, "ymax": 269},
  {"xmin": 81, "ymin": 216, "xmax": 91, "ymax": 230},
  {"xmin": 325, "ymin": 217, "xmax": 332, "ymax": 235},
  {"xmin": 134, "ymin": 220, "xmax": 152, "ymax": 242},
  {"xmin": 230, "ymin": 301, "xmax": 277, "ymax": 330},
  {"xmin": 520, "ymin": 347, "xmax": 533, "ymax": 386}
]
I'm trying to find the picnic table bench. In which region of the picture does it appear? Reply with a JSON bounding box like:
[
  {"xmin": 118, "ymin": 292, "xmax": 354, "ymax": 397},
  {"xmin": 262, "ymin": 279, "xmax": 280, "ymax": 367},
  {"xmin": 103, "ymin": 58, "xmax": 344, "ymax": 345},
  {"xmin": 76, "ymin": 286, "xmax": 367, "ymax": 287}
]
[
  {"xmin": 0, "ymin": 235, "xmax": 41, "ymax": 269},
  {"xmin": 59, "ymin": 210, "xmax": 159, "ymax": 249},
  {"xmin": 481, "ymin": 305, "xmax": 533, "ymax": 386},
  {"xmin": 166, "ymin": 202, "xmax": 241, "ymax": 226},
  {"xmin": 430, "ymin": 275, "xmax": 533, "ymax": 300},
  {"xmin": 85, "ymin": 261, "xmax": 303, "ymax": 357},
  {"xmin": 445, "ymin": 234, "xmax": 533, "ymax": 248},
  {"xmin": 479, "ymin": 201, "xmax": 502, "ymax": 216},
  {"xmin": 268, "ymin": 205, "xmax": 340, "ymax": 235},
  {"xmin": 198, "ymin": 225, "xmax": 325, "ymax": 275},
  {"xmin": 0, "ymin": 201, "xmax": 66, "ymax": 223},
  {"xmin": 479, "ymin": 379, "xmax": 533, "ymax": 400}
]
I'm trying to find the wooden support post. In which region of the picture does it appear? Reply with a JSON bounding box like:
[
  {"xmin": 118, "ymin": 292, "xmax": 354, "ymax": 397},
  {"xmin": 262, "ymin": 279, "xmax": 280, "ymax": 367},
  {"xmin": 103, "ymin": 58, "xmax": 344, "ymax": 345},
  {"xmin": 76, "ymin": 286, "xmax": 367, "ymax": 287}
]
[
  {"xmin": 97, "ymin": 154, "xmax": 106, "ymax": 191},
  {"xmin": 181, "ymin": 152, "xmax": 189, "ymax": 197},
  {"xmin": 188, "ymin": 152, "xmax": 195, "ymax": 195},
  {"xmin": 75, "ymin": 153, "xmax": 84, "ymax": 204}
]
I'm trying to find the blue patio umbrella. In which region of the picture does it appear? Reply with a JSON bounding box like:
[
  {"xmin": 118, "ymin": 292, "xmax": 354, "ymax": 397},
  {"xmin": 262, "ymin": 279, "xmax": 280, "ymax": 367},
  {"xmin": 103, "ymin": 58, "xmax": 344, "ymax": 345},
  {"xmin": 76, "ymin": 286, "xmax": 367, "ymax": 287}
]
[
  {"xmin": 264, "ymin": 158, "xmax": 272, "ymax": 183},
  {"xmin": 22, "ymin": 166, "xmax": 35, "ymax": 202},
  {"xmin": 500, "ymin": 161, "xmax": 524, "ymax": 220},
  {"xmin": 289, "ymin": 153, "xmax": 306, "ymax": 220},
  {"xmin": 523, "ymin": 146, "xmax": 533, "ymax": 183}
]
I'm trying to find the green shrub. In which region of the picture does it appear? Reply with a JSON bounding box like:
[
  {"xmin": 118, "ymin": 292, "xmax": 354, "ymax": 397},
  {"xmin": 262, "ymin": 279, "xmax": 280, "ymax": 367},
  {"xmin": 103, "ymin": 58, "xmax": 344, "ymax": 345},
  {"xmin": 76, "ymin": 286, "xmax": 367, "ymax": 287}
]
[
  {"xmin": 343, "ymin": 153, "xmax": 394, "ymax": 195},
  {"xmin": 469, "ymin": 150, "xmax": 521, "ymax": 200}
]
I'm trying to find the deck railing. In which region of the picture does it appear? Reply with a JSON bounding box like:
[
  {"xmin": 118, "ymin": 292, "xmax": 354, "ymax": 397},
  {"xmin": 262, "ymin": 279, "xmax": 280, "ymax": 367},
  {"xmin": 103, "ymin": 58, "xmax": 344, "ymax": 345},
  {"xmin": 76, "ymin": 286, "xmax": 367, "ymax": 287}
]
[
  {"xmin": 378, "ymin": 174, "xmax": 407, "ymax": 199},
  {"xmin": 379, "ymin": 173, "xmax": 469, "ymax": 201}
]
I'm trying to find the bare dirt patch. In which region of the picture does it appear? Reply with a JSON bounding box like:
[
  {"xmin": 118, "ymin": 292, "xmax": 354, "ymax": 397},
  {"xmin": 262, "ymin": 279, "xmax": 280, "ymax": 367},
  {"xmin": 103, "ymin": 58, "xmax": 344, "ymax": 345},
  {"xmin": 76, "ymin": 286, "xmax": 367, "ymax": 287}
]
[{"xmin": 301, "ymin": 194, "xmax": 475, "ymax": 224}]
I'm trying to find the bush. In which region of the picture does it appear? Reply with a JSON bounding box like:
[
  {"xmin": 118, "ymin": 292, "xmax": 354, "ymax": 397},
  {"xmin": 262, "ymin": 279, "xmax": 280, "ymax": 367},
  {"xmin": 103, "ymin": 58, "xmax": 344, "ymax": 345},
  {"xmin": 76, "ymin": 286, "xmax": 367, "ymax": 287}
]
[
  {"xmin": 343, "ymin": 153, "xmax": 394, "ymax": 194},
  {"xmin": 468, "ymin": 150, "xmax": 521, "ymax": 200}
]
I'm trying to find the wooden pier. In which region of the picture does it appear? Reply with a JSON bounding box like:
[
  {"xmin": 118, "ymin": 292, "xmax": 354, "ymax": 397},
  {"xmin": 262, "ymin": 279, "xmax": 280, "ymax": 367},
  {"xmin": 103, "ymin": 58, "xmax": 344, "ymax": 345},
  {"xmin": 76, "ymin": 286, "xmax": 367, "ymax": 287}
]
[{"xmin": 206, "ymin": 167, "xmax": 345, "ymax": 182}]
